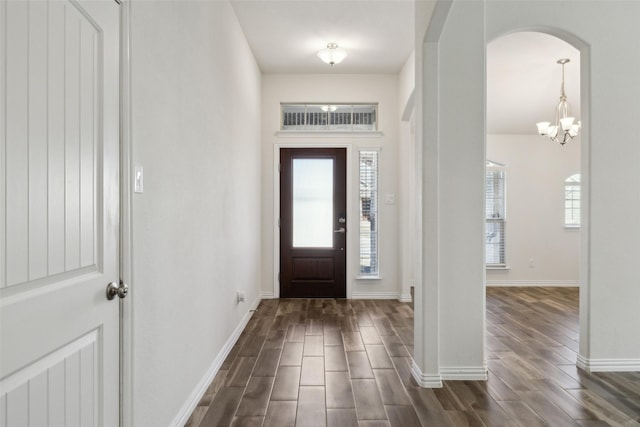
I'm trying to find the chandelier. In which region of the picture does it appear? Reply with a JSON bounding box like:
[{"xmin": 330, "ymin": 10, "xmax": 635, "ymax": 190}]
[
  {"xmin": 317, "ymin": 43, "xmax": 347, "ymax": 66},
  {"xmin": 536, "ymin": 58, "xmax": 581, "ymax": 145}
]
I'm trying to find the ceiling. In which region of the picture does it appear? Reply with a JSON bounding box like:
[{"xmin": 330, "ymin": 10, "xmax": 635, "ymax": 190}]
[
  {"xmin": 229, "ymin": 0, "xmax": 415, "ymax": 74},
  {"xmin": 487, "ymin": 32, "xmax": 580, "ymax": 135},
  {"xmin": 229, "ymin": 3, "xmax": 580, "ymax": 135}
]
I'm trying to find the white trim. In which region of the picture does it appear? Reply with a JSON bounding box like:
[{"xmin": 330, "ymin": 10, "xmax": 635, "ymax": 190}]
[
  {"xmin": 398, "ymin": 293, "xmax": 413, "ymax": 303},
  {"xmin": 272, "ymin": 144, "xmax": 280, "ymax": 299},
  {"xmin": 440, "ymin": 366, "xmax": 488, "ymax": 381},
  {"xmin": 273, "ymin": 143, "xmax": 353, "ymax": 300},
  {"xmin": 410, "ymin": 360, "xmax": 442, "ymax": 388},
  {"xmin": 355, "ymin": 275, "xmax": 382, "ymax": 280},
  {"xmin": 170, "ymin": 296, "xmax": 261, "ymax": 427},
  {"xmin": 486, "ymin": 280, "xmax": 579, "ymax": 287},
  {"xmin": 577, "ymin": 355, "xmax": 640, "ymax": 372},
  {"xmin": 351, "ymin": 291, "xmax": 399, "ymax": 300},
  {"xmin": 276, "ymin": 131, "xmax": 383, "ymax": 138},
  {"xmin": 119, "ymin": 1, "xmax": 134, "ymax": 426},
  {"xmin": 260, "ymin": 291, "xmax": 275, "ymax": 299}
]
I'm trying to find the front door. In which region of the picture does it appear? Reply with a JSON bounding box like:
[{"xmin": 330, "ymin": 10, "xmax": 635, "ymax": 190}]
[
  {"xmin": 280, "ymin": 148, "xmax": 347, "ymax": 298},
  {"xmin": 1, "ymin": 1, "xmax": 121, "ymax": 425}
]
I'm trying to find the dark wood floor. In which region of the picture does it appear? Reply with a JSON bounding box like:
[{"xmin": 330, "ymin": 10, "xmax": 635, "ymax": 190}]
[{"xmin": 185, "ymin": 287, "xmax": 640, "ymax": 426}]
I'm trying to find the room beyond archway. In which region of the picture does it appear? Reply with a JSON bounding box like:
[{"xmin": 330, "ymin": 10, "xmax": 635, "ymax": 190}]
[{"xmin": 486, "ymin": 30, "xmax": 582, "ymax": 357}]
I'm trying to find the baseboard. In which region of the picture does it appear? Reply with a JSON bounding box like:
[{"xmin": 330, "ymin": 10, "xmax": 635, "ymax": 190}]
[
  {"xmin": 351, "ymin": 291, "xmax": 400, "ymax": 300},
  {"xmin": 262, "ymin": 291, "xmax": 411, "ymax": 301},
  {"xmin": 486, "ymin": 280, "xmax": 579, "ymax": 287},
  {"xmin": 170, "ymin": 296, "xmax": 261, "ymax": 427},
  {"xmin": 440, "ymin": 366, "xmax": 488, "ymax": 380},
  {"xmin": 577, "ymin": 355, "xmax": 640, "ymax": 372},
  {"xmin": 410, "ymin": 360, "xmax": 442, "ymax": 388},
  {"xmin": 398, "ymin": 293, "xmax": 413, "ymax": 303}
]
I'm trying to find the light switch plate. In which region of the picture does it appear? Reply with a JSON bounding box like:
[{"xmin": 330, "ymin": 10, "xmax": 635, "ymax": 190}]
[
  {"xmin": 385, "ymin": 194, "xmax": 395, "ymax": 204},
  {"xmin": 134, "ymin": 165, "xmax": 144, "ymax": 193}
]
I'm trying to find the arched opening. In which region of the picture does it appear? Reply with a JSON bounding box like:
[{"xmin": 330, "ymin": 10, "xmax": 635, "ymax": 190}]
[{"xmin": 486, "ymin": 30, "xmax": 586, "ymax": 369}]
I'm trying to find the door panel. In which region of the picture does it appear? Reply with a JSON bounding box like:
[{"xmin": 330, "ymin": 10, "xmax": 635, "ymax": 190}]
[
  {"xmin": 0, "ymin": 0, "xmax": 120, "ymax": 425},
  {"xmin": 280, "ymin": 148, "xmax": 346, "ymax": 298}
]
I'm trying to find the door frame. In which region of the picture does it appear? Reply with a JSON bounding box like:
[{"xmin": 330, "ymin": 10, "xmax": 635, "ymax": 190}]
[
  {"xmin": 119, "ymin": 0, "xmax": 134, "ymax": 426},
  {"xmin": 273, "ymin": 143, "xmax": 353, "ymax": 299}
]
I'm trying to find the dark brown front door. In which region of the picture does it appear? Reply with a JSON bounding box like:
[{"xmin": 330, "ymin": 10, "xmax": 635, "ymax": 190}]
[{"xmin": 280, "ymin": 148, "xmax": 347, "ymax": 298}]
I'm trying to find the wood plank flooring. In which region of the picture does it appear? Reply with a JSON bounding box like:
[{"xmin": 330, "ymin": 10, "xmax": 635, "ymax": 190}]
[{"xmin": 185, "ymin": 288, "xmax": 640, "ymax": 426}]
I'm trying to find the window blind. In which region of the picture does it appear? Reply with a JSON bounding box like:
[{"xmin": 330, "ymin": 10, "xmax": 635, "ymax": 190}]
[
  {"xmin": 281, "ymin": 104, "xmax": 377, "ymax": 131},
  {"xmin": 359, "ymin": 151, "xmax": 379, "ymax": 276},
  {"xmin": 565, "ymin": 174, "xmax": 580, "ymax": 227},
  {"xmin": 486, "ymin": 162, "xmax": 506, "ymax": 266}
]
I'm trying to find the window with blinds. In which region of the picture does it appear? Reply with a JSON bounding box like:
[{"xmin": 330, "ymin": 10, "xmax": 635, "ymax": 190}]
[
  {"xmin": 281, "ymin": 104, "xmax": 377, "ymax": 131},
  {"xmin": 359, "ymin": 151, "xmax": 379, "ymax": 276},
  {"xmin": 486, "ymin": 161, "xmax": 506, "ymax": 266},
  {"xmin": 565, "ymin": 174, "xmax": 581, "ymax": 228}
]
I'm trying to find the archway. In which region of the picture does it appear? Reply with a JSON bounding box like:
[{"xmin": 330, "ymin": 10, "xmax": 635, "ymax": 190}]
[
  {"xmin": 486, "ymin": 27, "xmax": 591, "ymax": 371},
  {"xmin": 486, "ymin": 33, "xmax": 582, "ymax": 292},
  {"xmin": 486, "ymin": 29, "xmax": 585, "ymax": 373}
]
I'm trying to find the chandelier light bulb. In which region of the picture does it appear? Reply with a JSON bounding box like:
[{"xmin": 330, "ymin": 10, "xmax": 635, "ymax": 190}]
[
  {"xmin": 536, "ymin": 58, "xmax": 580, "ymax": 146},
  {"xmin": 317, "ymin": 43, "xmax": 347, "ymax": 66}
]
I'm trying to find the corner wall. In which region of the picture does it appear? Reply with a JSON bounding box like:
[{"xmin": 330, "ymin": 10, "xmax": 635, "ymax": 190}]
[
  {"xmin": 398, "ymin": 54, "xmax": 417, "ymax": 304},
  {"xmin": 129, "ymin": 1, "xmax": 262, "ymax": 425},
  {"xmin": 419, "ymin": 0, "xmax": 488, "ymax": 380}
]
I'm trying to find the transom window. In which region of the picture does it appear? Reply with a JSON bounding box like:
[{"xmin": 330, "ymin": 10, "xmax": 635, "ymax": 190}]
[
  {"xmin": 565, "ymin": 174, "xmax": 581, "ymax": 228},
  {"xmin": 281, "ymin": 103, "xmax": 377, "ymax": 131},
  {"xmin": 486, "ymin": 160, "xmax": 506, "ymax": 267}
]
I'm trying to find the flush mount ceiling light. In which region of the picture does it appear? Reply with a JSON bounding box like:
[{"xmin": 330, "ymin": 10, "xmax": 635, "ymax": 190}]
[
  {"xmin": 536, "ymin": 58, "xmax": 581, "ymax": 145},
  {"xmin": 317, "ymin": 43, "xmax": 347, "ymax": 66}
]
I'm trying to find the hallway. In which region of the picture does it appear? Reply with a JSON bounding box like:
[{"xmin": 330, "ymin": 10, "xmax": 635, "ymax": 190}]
[{"xmin": 186, "ymin": 288, "xmax": 640, "ymax": 426}]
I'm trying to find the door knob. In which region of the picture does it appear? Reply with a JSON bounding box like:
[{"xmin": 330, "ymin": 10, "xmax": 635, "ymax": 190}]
[
  {"xmin": 334, "ymin": 227, "xmax": 346, "ymax": 233},
  {"xmin": 106, "ymin": 281, "xmax": 129, "ymax": 300}
]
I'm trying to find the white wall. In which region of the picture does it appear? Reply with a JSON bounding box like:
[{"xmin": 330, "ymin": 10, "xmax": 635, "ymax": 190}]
[
  {"xmin": 489, "ymin": 0, "xmax": 640, "ymax": 370},
  {"xmin": 435, "ymin": 0, "xmax": 488, "ymax": 377},
  {"xmin": 398, "ymin": 54, "xmax": 417, "ymax": 303},
  {"xmin": 418, "ymin": 0, "xmax": 640, "ymax": 379},
  {"xmin": 261, "ymin": 74, "xmax": 403, "ymax": 300},
  {"xmin": 129, "ymin": 1, "xmax": 262, "ymax": 425},
  {"xmin": 486, "ymin": 134, "xmax": 580, "ymax": 285}
]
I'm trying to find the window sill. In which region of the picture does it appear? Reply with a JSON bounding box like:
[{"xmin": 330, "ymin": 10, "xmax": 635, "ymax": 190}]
[
  {"xmin": 356, "ymin": 275, "xmax": 382, "ymax": 280},
  {"xmin": 276, "ymin": 130, "xmax": 384, "ymax": 138},
  {"xmin": 486, "ymin": 266, "xmax": 510, "ymax": 270},
  {"xmin": 564, "ymin": 225, "xmax": 580, "ymax": 229}
]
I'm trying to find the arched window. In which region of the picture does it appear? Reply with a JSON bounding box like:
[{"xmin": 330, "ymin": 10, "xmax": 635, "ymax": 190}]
[
  {"xmin": 565, "ymin": 174, "xmax": 581, "ymax": 227},
  {"xmin": 486, "ymin": 161, "xmax": 506, "ymax": 266}
]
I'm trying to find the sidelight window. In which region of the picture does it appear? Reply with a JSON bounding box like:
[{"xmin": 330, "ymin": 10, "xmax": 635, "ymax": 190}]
[{"xmin": 359, "ymin": 150, "xmax": 379, "ymax": 276}]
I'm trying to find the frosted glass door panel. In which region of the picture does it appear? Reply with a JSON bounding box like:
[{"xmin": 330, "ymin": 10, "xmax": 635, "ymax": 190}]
[{"xmin": 293, "ymin": 159, "xmax": 334, "ymax": 247}]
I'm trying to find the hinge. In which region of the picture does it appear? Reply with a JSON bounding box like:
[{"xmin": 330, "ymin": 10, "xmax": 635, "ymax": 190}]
[
  {"xmin": 278, "ymin": 218, "xmax": 280, "ymax": 227},
  {"xmin": 278, "ymin": 272, "xmax": 280, "ymax": 283},
  {"xmin": 278, "ymin": 163, "xmax": 281, "ymax": 173}
]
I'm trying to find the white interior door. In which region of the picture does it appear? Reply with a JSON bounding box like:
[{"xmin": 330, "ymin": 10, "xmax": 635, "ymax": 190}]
[{"xmin": 0, "ymin": 0, "xmax": 120, "ymax": 425}]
